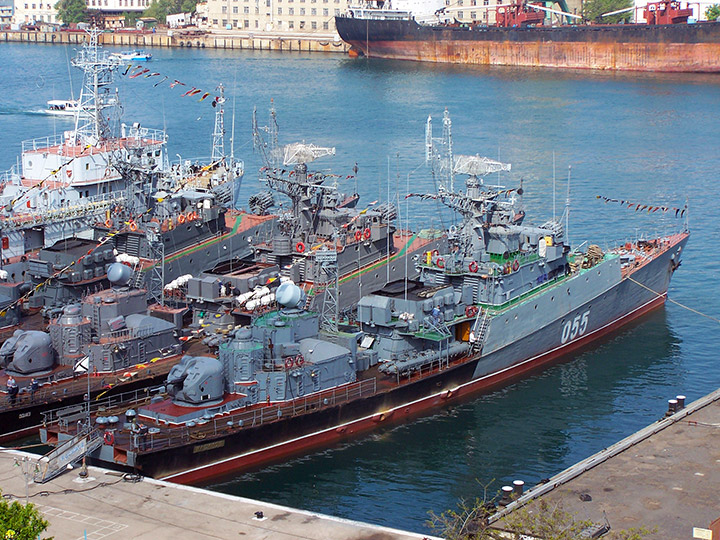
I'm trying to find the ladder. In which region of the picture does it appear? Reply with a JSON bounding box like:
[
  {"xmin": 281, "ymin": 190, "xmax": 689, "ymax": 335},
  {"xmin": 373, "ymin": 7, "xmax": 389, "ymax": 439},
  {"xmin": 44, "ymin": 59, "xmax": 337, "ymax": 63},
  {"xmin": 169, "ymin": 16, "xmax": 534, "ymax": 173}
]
[
  {"xmin": 34, "ymin": 428, "xmax": 104, "ymax": 484},
  {"xmin": 470, "ymin": 309, "xmax": 491, "ymax": 353},
  {"xmin": 425, "ymin": 317, "xmax": 452, "ymax": 340}
]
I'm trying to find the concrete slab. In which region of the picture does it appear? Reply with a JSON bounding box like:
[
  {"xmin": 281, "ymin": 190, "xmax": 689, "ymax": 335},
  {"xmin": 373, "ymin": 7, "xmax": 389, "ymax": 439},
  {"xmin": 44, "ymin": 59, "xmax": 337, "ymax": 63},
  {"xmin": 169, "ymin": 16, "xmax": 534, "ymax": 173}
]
[
  {"xmin": 492, "ymin": 389, "xmax": 720, "ymax": 539},
  {"xmin": 0, "ymin": 450, "xmax": 437, "ymax": 540}
]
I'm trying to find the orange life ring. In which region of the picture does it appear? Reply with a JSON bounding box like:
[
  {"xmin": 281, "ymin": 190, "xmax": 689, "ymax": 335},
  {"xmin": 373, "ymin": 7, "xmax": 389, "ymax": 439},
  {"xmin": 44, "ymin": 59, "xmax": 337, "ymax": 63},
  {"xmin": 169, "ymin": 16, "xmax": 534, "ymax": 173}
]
[
  {"xmin": 177, "ymin": 213, "xmax": 186, "ymax": 224},
  {"xmin": 512, "ymin": 260, "xmax": 520, "ymax": 272},
  {"xmin": 103, "ymin": 431, "xmax": 114, "ymax": 445},
  {"xmin": 128, "ymin": 221, "xmax": 138, "ymax": 232},
  {"xmin": 363, "ymin": 228, "xmax": 371, "ymax": 240},
  {"xmin": 436, "ymin": 257, "xmax": 445, "ymax": 269},
  {"xmin": 354, "ymin": 230, "xmax": 362, "ymax": 241},
  {"xmin": 296, "ymin": 242, "xmax": 305, "ymax": 253},
  {"xmin": 284, "ymin": 357, "xmax": 294, "ymax": 369},
  {"xmin": 469, "ymin": 261, "xmax": 479, "ymax": 273},
  {"xmin": 104, "ymin": 218, "xmax": 113, "ymax": 228},
  {"xmin": 189, "ymin": 211, "xmax": 198, "ymax": 221},
  {"xmin": 465, "ymin": 305, "xmax": 479, "ymax": 318},
  {"xmin": 295, "ymin": 354, "xmax": 305, "ymax": 367}
]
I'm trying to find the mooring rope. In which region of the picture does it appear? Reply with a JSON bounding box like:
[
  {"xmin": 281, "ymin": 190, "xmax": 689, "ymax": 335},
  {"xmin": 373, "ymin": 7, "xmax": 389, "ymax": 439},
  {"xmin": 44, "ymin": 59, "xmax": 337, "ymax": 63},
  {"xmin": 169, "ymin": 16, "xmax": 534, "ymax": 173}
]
[{"xmin": 627, "ymin": 276, "xmax": 720, "ymax": 325}]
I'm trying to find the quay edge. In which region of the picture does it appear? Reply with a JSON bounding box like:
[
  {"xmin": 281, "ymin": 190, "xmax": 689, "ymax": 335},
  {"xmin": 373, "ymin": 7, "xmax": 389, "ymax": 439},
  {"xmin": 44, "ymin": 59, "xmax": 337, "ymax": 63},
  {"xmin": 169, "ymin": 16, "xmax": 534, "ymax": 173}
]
[{"xmin": 0, "ymin": 29, "xmax": 350, "ymax": 53}]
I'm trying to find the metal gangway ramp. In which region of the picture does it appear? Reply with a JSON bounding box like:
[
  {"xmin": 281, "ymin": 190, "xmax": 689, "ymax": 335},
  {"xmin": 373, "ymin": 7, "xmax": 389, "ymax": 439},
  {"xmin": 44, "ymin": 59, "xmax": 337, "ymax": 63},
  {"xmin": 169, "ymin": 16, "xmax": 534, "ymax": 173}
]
[{"xmin": 34, "ymin": 428, "xmax": 104, "ymax": 484}]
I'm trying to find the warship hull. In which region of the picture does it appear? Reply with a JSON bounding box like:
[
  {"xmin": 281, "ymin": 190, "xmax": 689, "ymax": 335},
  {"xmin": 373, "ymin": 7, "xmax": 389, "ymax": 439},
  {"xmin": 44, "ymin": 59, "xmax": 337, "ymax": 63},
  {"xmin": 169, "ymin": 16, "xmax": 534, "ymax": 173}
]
[
  {"xmin": 334, "ymin": 16, "xmax": 720, "ymax": 72},
  {"xmin": 52, "ymin": 232, "xmax": 687, "ymax": 483}
]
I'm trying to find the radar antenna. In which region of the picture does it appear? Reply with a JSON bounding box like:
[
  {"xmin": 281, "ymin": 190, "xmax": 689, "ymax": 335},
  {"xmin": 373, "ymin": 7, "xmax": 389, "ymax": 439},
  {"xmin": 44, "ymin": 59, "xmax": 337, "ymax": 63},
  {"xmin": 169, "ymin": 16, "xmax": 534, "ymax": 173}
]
[{"xmin": 283, "ymin": 142, "xmax": 336, "ymax": 166}]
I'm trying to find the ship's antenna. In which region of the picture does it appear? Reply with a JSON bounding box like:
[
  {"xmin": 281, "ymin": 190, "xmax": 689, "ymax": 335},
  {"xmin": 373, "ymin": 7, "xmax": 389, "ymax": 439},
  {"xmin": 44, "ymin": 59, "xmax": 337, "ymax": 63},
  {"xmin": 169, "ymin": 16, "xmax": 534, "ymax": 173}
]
[
  {"xmin": 553, "ymin": 150, "xmax": 555, "ymax": 221},
  {"xmin": 565, "ymin": 165, "xmax": 571, "ymax": 245},
  {"xmin": 65, "ymin": 45, "xmax": 75, "ymax": 101}
]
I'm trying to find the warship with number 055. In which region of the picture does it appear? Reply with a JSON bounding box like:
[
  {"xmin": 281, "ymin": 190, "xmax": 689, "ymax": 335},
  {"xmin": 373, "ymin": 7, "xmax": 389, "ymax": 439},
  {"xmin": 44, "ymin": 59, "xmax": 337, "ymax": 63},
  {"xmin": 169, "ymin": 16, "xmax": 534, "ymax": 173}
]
[{"xmin": 39, "ymin": 111, "xmax": 688, "ymax": 484}]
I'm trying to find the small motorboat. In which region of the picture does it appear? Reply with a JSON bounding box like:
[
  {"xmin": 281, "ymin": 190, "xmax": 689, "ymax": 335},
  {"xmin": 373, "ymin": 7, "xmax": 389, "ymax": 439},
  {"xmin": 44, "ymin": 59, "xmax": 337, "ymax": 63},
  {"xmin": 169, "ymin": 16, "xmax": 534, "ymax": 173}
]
[
  {"xmin": 110, "ymin": 50, "xmax": 152, "ymax": 62},
  {"xmin": 45, "ymin": 99, "xmax": 80, "ymax": 117}
]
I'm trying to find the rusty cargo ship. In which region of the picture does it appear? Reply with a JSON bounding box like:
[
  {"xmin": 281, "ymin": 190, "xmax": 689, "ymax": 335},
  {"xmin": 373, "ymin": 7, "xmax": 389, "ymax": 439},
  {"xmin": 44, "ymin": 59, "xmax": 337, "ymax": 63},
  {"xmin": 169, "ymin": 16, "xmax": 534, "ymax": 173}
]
[{"xmin": 335, "ymin": 0, "xmax": 720, "ymax": 72}]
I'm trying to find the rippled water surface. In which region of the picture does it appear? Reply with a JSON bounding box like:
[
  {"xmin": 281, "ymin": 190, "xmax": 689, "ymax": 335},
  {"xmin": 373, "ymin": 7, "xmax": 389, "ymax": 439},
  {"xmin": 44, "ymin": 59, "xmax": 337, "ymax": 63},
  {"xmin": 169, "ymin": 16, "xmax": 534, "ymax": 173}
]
[{"xmin": 1, "ymin": 42, "xmax": 719, "ymax": 533}]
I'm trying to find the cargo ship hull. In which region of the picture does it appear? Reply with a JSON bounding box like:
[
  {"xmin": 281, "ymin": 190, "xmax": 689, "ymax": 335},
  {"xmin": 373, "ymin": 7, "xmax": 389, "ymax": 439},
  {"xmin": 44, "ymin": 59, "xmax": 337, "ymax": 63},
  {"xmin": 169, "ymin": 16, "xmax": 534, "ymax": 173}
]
[
  {"xmin": 46, "ymin": 233, "xmax": 686, "ymax": 483},
  {"xmin": 334, "ymin": 17, "xmax": 720, "ymax": 72}
]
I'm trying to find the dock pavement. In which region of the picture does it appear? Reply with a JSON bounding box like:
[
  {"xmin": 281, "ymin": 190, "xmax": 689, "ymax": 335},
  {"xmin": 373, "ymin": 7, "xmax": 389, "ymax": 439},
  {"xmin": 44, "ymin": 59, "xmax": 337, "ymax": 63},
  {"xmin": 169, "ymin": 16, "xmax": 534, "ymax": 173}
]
[
  {"xmin": 491, "ymin": 388, "xmax": 720, "ymax": 539},
  {"xmin": 0, "ymin": 449, "xmax": 438, "ymax": 540}
]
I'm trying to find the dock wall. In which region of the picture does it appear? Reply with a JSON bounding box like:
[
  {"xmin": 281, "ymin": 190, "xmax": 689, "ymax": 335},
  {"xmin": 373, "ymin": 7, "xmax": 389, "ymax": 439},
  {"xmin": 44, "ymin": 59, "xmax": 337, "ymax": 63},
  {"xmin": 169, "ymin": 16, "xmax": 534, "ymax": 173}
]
[{"xmin": 0, "ymin": 30, "xmax": 350, "ymax": 54}]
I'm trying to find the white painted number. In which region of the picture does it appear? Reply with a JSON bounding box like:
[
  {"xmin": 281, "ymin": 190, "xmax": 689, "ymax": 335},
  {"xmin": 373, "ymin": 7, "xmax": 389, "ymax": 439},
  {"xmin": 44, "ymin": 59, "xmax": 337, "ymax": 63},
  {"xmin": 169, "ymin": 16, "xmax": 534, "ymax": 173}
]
[{"xmin": 561, "ymin": 309, "xmax": 590, "ymax": 344}]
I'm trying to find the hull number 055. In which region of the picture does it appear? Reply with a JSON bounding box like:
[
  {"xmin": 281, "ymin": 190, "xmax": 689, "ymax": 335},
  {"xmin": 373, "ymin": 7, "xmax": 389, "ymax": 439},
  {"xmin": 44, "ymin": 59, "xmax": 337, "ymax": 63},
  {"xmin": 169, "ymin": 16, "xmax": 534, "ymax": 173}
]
[{"xmin": 561, "ymin": 310, "xmax": 590, "ymax": 344}]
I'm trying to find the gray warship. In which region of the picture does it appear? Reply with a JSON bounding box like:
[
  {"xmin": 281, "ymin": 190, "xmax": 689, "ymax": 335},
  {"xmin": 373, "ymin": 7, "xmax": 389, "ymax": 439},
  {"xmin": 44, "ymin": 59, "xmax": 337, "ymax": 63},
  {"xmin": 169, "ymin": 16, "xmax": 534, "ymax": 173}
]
[
  {"xmin": 39, "ymin": 113, "xmax": 688, "ymax": 483},
  {"xmin": 0, "ymin": 262, "xmax": 184, "ymax": 441}
]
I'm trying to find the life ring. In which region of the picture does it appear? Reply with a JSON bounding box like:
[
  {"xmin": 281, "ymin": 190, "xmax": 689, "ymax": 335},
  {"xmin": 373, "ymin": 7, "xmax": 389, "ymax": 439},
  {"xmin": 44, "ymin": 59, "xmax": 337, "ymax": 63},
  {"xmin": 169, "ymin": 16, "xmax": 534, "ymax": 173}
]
[
  {"xmin": 436, "ymin": 257, "xmax": 445, "ymax": 269},
  {"xmin": 469, "ymin": 261, "xmax": 479, "ymax": 273},
  {"xmin": 354, "ymin": 230, "xmax": 362, "ymax": 242},
  {"xmin": 465, "ymin": 305, "xmax": 479, "ymax": 318},
  {"xmin": 189, "ymin": 211, "xmax": 198, "ymax": 221},
  {"xmin": 512, "ymin": 260, "xmax": 520, "ymax": 272},
  {"xmin": 20, "ymin": 255, "xmax": 27, "ymax": 263},
  {"xmin": 296, "ymin": 242, "xmax": 305, "ymax": 253},
  {"xmin": 105, "ymin": 218, "xmax": 113, "ymax": 228},
  {"xmin": 363, "ymin": 228, "xmax": 371, "ymax": 240},
  {"xmin": 113, "ymin": 206, "xmax": 122, "ymax": 215},
  {"xmin": 128, "ymin": 220, "xmax": 138, "ymax": 232},
  {"xmin": 104, "ymin": 167, "xmax": 113, "ymax": 178},
  {"xmin": 449, "ymin": 225, "xmax": 457, "ymax": 235},
  {"xmin": 177, "ymin": 213, "xmax": 186, "ymax": 224},
  {"xmin": 103, "ymin": 431, "xmax": 114, "ymax": 445},
  {"xmin": 284, "ymin": 357, "xmax": 294, "ymax": 369},
  {"xmin": 504, "ymin": 263, "xmax": 511, "ymax": 275},
  {"xmin": 295, "ymin": 354, "xmax": 305, "ymax": 367}
]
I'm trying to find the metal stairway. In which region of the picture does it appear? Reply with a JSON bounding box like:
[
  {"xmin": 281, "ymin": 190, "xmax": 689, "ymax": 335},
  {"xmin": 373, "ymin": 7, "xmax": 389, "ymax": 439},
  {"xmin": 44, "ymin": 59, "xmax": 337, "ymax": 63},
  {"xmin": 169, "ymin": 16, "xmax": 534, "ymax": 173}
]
[
  {"xmin": 34, "ymin": 428, "xmax": 104, "ymax": 484},
  {"xmin": 470, "ymin": 309, "xmax": 491, "ymax": 352}
]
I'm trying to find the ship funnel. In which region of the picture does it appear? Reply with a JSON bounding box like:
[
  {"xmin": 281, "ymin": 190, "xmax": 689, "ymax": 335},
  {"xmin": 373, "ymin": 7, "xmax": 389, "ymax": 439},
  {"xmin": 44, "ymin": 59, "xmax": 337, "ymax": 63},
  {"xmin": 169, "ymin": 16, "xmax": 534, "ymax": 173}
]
[
  {"xmin": 107, "ymin": 262, "xmax": 133, "ymax": 286},
  {"xmin": 275, "ymin": 281, "xmax": 305, "ymax": 309}
]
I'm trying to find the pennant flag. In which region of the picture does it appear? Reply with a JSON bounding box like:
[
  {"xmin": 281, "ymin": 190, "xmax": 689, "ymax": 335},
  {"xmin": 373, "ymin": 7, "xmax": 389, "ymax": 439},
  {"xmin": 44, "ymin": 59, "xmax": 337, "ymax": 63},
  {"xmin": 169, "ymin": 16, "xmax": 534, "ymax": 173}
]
[
  {"xmin": 123, "ymin": 64, "xmax": 132, "ymax": 76},
  {"xmin": 189, "ymin": 89, "xmax": 202, "ymax": 96},
  {"xmin": 130, "ymin": 68, "xmax": 150, "ymax": 79},
  {"xmin": 170, "ymin": 80, "xmax": 186, "ymax": 88},
  {"xmin": 199, "ymin": 92, "xmax": 210, "ymax": 102},
  {"xmin": 154, "ymin": 76, "xmax": 169, "ymax": 87},
  {"xmin": 182, "ymin": 87, "xmax": 197, "ymax": 97}
]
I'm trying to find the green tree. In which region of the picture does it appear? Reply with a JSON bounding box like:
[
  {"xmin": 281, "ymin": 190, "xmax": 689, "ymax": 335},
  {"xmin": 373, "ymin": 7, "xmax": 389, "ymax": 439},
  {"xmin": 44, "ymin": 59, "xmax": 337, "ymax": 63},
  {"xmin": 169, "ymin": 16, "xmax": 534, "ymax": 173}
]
[
  {"xmin": 0, "ymin": 495, "xmax": 52, "ymax": 540},
  {"xmin": 54, "ymin": 0, "xmax": 89, "ymax": 23},
  {"xmin": 429, "ymin": 494, "xmax": 654, "ymax": 540},
  {"xmin": 706, "ymin": 4, "xmax": 720, "ymax": 20},
  {"xmin": 142, "ymin": 0, "xmax": 198, "ymax": 23},
  {"xmin": 123, "ymin": 10, "xmax": 140, "ymax": 26},
  {"xmin": 582, "ymin": 0, "xmax": 633, "ymax": 23}
]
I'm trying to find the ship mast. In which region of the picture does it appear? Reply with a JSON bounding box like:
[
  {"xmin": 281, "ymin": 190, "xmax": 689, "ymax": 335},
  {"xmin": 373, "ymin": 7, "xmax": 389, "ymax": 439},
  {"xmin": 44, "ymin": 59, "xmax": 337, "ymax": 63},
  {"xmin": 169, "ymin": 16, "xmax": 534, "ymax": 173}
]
[
  {"xmin": 72, "ymin": 28, "xmax": 121, "ymax": 145},
  {"xmin": 211, "ymin": 84, "xmax": 226, "ymax": 164}
]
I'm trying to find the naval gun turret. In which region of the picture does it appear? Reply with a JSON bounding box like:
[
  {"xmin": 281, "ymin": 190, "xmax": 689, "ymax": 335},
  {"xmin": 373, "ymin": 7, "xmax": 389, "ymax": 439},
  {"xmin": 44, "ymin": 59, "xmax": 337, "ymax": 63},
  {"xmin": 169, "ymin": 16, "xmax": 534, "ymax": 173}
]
[{"xmin": 158, "ymin": 282, "xmax": 357, "ymax": 420}]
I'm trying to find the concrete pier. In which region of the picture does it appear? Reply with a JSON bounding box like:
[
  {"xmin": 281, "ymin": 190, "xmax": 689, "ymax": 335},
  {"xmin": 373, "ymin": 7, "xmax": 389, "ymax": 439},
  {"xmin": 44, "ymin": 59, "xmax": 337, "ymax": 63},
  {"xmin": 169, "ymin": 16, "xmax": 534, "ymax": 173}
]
[
  {"xmin": 491, "ymin": 388, "xmax": 720, "ymax": 539},
  {"xmin": 0, "ymin": 448, "xmax": 435, "ymax": 540},
  {"xmin": 0, "ymin": 30, "xmax": 350, "ymax": 54}
]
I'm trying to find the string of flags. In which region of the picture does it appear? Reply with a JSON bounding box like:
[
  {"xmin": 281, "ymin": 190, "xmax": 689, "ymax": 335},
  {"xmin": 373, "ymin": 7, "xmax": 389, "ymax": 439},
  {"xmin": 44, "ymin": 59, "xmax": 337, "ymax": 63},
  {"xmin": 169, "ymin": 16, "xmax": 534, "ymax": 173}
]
[
  {"xmin": 123, "ymin": 64, "xmax": 224, "ymax": 107},
  {"xmin": 0, "ymin": 206, "xmax": 154, "ymax": 318},
  {"xmin": 596, "ymin": 195, "xmax": 687, "ymax": 217}
]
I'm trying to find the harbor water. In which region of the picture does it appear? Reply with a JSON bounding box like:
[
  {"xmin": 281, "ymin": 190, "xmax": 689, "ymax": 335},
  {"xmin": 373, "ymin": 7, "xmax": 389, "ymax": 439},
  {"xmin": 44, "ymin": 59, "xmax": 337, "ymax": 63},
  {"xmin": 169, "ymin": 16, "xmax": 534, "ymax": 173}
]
[{"xmin": 1, "ymin": 42, "xmax": 719, "ymax": 533}]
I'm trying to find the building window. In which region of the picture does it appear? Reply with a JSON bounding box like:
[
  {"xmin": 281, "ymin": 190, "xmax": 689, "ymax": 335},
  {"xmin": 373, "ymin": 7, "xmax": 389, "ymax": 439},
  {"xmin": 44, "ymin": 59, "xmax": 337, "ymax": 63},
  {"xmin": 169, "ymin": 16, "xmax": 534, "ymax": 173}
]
[
  {"xmin": 300, "ymin": 20, "xmax": 305, "ymax": 27},
  {"xmin": 288, "ymin": 7, "xmax": 293, "ymax": 14},
  {"xmin": 254, "ymin": 6, "xmax": 258, "ymax": 13},
  {"xmin": 213, "ymin": 18, "xmax": 218, "ymax": 24},
  {"xmin": 470, "ymin": 10, "xmax": 475, "ymax": 18},
  {"xmin": 255, "ymin": 19, "xmax": 258, "ymax": 26},
  {"xmin": 221, "ymin": 5, "xmax": 226, "ymax": 12},
  {"xmin": 322, "ymin": 20, "xmax": 328, "ymax": 29},
  {"xmin": 311, "ymin": 20, "xmax": 316, "ymax": 28},
  {"xmin": 232, "ymin": 5, "xmax": 238, "ymax": 12},
  {"xmin": 299, "ymin": 7, "xmax": 304, "ymax": 14},
  {"xmin": 334, "ymin": 8, "xmax": 339, "ymax": 14},
  {"xmin": 310, "ymin": 7, "xmax": 315, "ymax": 14},
  {"xmin": 244, "ymin": 6, "xmax": 248, "ymax": 12},
  {"xmin": 244, "ymin": 18, "xmax": 249, "ymax": 26},
  {"xmin": 277, "ymin": 6, "xmax": 281, "ymax": 13},
  {"xmin": 458, "ymin": 10, "xmax": 462, "ymax": 17},
  {"xmin": 222, "ymin": 18, "xmax": 227, "ymax": 25},
  {"xmin": 289, "ymin": 20, "xmax": 294, "ymax": 27},
  {"xmin": 233, "ymin": 18, "xmax": 238, "ymax": 25},
  {"xmin": 322, "ymin": 7, "xmax": 327, "ymax": 15}
]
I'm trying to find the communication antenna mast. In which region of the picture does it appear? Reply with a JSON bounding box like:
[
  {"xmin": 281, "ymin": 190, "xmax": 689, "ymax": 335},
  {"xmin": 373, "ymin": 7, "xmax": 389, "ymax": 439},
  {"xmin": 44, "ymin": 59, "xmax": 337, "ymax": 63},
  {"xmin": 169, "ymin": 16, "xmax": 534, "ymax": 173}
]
[
  {"xmin": 211, "ymin": 84, "xmax": 226, "ymax": 163},
  {"xmin": 252, "ymin": 100, "xmax": 280, "ymax": 168},
  {"xmin": 72, "ymin": 28, "xmax": 121, "ymax": 144}
]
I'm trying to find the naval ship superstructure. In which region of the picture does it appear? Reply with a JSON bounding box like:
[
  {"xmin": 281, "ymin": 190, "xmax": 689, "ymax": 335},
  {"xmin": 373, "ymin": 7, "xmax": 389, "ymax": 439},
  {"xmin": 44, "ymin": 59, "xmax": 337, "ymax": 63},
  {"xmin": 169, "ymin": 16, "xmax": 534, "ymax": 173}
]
[
  {"xmin": 0, "ymin": 29, "xmax": 167, "ymax": 259},
  {"xmin": 39, "ymin": 113, "xmax": 688, "ymax": 483},
  {"xmin": 0, "ymin": 261, "xmax": 186, "ymax": 442}
]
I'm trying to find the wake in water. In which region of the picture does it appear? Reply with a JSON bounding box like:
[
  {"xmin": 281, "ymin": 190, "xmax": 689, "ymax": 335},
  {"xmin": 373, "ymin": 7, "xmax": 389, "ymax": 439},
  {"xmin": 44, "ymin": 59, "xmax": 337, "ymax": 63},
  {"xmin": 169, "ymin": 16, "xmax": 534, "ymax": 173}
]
[{"xmin": 0, "ymin": 108, "xmax": 73, "ymax": 118}]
